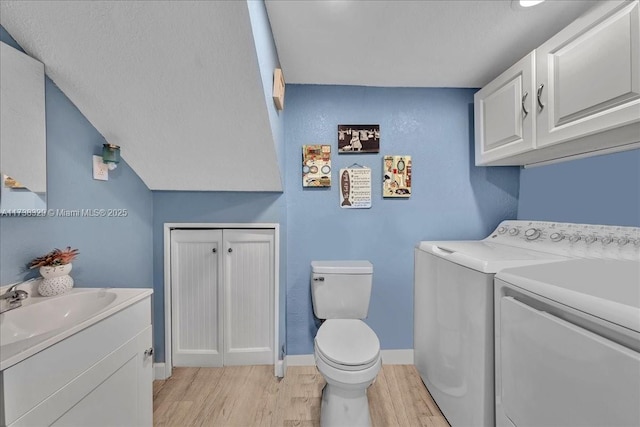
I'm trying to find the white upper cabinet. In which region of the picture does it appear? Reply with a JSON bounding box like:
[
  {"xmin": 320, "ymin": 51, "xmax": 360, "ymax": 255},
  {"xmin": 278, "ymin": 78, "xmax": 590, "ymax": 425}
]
[
  {"xmin": 475, "ymin": 52, "xmax": 536, "ymax": 165},
  {"xmin": 536, "ymin": 0, "xmax": 639, "ymax": 148},
  {"xmin": 475, "ymin": 0, "xmax": 640, "ymax": 166}
]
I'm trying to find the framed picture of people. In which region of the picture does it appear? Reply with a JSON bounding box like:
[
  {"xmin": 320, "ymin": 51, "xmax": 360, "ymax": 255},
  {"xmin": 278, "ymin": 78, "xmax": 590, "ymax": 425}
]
[{"xmin": 338, "ymin": 125, "xmax": 380, "ymax": 153}]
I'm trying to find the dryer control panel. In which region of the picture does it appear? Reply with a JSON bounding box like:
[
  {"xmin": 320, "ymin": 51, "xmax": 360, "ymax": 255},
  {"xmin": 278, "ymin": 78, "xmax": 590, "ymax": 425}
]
[{"xmin": 487, "ymin": 221, "xmax": 640, "ymax": 260}]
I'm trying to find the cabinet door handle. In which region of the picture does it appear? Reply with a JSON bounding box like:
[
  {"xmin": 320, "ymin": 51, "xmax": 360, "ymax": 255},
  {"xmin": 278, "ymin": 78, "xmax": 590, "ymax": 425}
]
[
  {"xmin": 228, "ymin": 248, "xmax": 233, "ymax": 253},
  {"xmin": 212, "ymin": 248, "xmax": 217, "ymax": 253},
  {"xmin": 522, "ymin": 91, "xmax": 529, "ymax": 118},
  {"xmin": 537, "ymin": 84, "xmax": 545, "ymax": 110}
]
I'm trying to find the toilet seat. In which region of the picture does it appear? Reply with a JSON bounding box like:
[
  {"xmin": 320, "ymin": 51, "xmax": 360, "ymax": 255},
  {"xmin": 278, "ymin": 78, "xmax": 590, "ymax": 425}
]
[{"xmin": 315, "ymin": 319, "xmax": 380, "ymax": 371}]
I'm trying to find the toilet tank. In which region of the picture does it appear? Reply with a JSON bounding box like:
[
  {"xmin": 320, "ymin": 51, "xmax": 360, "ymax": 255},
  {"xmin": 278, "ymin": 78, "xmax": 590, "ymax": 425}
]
[{"xmin": 311, "ymin": 260, "xmax": 373, "ymax": 319}]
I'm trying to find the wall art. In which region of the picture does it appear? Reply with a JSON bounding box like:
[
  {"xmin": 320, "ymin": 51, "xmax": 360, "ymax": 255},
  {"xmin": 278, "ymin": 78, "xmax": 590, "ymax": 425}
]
[
  {"xmin": 338, "ymin": 125, "xmax": 380, "ymax": 153},
  {"xmin": 339, "ymin": 164, "xmax": 371, "ymax": 208},
  {"xmin": 302, "ymin": 144, "xmax": 331, "ymax": 187},
  {"xmin": 383, "ymin": 155, "xmax": 411, "ymax": 198}
]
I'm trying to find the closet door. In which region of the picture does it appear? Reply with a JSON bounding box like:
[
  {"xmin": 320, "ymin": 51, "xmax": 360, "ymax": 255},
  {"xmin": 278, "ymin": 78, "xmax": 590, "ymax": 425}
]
[
  {"xmin": 223, "ymin": 229, "xmax": 274, "ymax": 365},
  {"xmin": 171, "ymin": 229, "xmax": 223, "ymax": 367}
]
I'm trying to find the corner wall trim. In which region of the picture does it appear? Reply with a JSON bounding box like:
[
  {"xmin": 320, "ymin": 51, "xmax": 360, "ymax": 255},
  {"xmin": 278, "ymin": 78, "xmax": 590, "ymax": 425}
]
[
  {"xmin": 286, "ymin": 349, "xmax": 414, "ymax": 367},
  {"xmin": 154, "ymin": 363, "xmax": 168, "ymax": 380}
]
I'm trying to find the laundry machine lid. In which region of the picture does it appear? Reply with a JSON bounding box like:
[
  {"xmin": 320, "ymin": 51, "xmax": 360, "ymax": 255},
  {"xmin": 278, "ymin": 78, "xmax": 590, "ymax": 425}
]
[
  {"xmin": 315, "ymin": 319, "xmax": 380, "ymax": 367},
  {"xmin": 497, "ymin": 259, "xmax": 640, "ymax": 333},
  {"xmin": 416, "ymin": 241, "xmax": 568, "ymax": 273}
]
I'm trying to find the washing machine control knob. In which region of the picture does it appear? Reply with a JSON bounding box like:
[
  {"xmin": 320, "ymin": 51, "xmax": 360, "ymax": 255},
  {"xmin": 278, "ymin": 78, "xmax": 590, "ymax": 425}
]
[
  {"xmin": 585, "ymin": 235, "xmax": 597, "ymax": 244},
  {"xmin": 524, "ymin": 228, "xmax": 541, "ymax": 240},
  {"xmin": 617, "ymin": 237, "xmax": 629, "ymax": 246},
  {"xmin": 550, "ymin": 232, "xmax": 564, "ymax": 242},
  {"xmin": 498, "ymin": 226, "xmax": 508, "ymax": 234},
  {"xmin": 569, "ymin": 234, "xmax": 582, "ymax": 243},
  {"xmin": 601, "ymin": 236, "xmax": 614, "ymax": 245},
  {"xmin": 509, "ymin": 228, "xmax": 519, "ymax": 236}
]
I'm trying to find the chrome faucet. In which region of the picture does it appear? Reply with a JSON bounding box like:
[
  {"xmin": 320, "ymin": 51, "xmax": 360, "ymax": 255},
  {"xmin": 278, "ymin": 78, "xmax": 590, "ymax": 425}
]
[{"xmin": 0, "ymin": 280, "xmax": 33, "ymax": 314}]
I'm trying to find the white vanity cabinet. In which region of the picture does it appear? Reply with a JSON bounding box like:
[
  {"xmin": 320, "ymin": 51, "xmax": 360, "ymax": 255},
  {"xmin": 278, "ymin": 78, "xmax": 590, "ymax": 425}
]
[
  {"xmin": 475, "ymin": 0, "xmax": 640, "ymax": 166},
  {"xmin": 0, "ymin": 296, "xmax": 153, "ymax": 427},
  {"xmin": 474, "ymin": 52, "xmax": 536, "ymax": 165}
]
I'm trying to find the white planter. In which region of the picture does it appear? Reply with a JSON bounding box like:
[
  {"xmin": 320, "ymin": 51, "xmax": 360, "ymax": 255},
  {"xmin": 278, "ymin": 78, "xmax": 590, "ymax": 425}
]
[{"xmin": 38, "ymin": 264, "xmax": 74, "ymax": 297}]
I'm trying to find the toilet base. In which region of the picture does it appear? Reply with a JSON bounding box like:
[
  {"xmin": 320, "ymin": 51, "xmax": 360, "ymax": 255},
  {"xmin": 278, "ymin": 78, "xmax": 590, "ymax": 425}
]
[{"xmin": 320, "ymin": 382, "xmax": 371, "ymax": 427}]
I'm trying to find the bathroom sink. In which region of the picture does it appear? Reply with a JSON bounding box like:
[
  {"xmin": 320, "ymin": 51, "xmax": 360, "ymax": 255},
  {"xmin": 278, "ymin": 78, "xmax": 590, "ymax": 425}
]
[
  {"xmin": 0, "ymin": 290, "xmax": 117, "ymax": 346},
  {"xmin": 0, "ymin": 287, "xmax": 152, "ymax": 371}
]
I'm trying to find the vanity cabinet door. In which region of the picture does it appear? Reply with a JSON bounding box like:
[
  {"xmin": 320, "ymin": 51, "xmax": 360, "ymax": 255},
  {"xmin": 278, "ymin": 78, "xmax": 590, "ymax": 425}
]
[
  {"xmin": 50, "ymin": 327, "xmax": 152, "ymax": 427},
  {"xmin": 474, "ymin": 52, "xmax": 536, "ymax": 165},
  {"xmin": 536, "ymin": 0, "xmax": 640, "ymax": 148},
  {"xmin": 2, "ymin": 297, "xmax": 152, "ymax": 427}
]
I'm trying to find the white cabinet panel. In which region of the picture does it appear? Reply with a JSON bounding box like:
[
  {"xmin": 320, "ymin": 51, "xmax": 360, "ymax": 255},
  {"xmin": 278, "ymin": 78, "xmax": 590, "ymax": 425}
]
[
  {"xmin": 170, "ymin": 228, "xmax": 274, "ymax": 367},
  {"xmin": 475, "ymin": 0, "xmax": 640, "ymax": 166},
  {"xmin": 171, "ymin": 229, "xmax": 223, "ymax": 367},
  {"xmin": 224, "ymin": 229, "xmax": 274, "ymax": 366},
  {"xmin": 2, "ymin": 298, "xmax": 152, "ymax": 427},
  {"xmin": 475, "ymin": 52, "xmax": 536, "ymax": 165},
  {"xmin": 536, "ymin": 0, "xmax": 640, "ymax": 147}
]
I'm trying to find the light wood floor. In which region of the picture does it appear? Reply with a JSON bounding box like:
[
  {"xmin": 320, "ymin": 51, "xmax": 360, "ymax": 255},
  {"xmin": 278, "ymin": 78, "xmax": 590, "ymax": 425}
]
[{"xmin": 153, "ymin": 365, "xmax": 449, "ymax": 427}]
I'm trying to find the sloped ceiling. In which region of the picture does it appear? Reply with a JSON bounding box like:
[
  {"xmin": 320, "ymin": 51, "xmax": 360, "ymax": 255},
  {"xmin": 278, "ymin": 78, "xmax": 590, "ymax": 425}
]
[
  {"xmin": 266, "ymin": 0, "xmax": 597, "ymax": 87},
  {"xmin": 1, "ymin": 1, "xmax": 600, "ymax": 193},
  {"xmin": 0, "ymin": 1, "xmax": 283, "ymax": 191}
]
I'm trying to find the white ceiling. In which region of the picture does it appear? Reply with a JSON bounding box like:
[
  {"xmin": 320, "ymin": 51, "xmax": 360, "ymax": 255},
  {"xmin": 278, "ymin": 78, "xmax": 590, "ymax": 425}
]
[
  {"xmin": 266, "ymin": 0, "xmax": 598, "ymax": 87},
  {"xmin": 0, "ymin": 1, "xmax": 600, "ymax": 192},
  {"xmin": 0, "ymin": 1, "xmax": 283, "ymax": 191}
]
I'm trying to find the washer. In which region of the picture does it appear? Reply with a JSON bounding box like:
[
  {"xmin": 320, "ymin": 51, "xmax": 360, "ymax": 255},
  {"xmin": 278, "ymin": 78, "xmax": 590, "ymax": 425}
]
[
  {"xmin": 494, "ymin": 259, "xmax": 640, "ymax": 427},
  {"xmin": 414, "ymin": 220, "xmax": 640, "ymax": 427}
]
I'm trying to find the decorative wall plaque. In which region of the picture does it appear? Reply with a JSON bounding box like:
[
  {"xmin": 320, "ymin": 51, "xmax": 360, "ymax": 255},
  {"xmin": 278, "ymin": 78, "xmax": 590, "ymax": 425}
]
[{"xmin": 338, "ymin": 125, "xmax": 380, "ymax": 153}]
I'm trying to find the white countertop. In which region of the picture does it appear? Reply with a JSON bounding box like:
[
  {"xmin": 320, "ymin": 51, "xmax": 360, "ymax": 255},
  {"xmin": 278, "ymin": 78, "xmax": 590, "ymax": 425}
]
[{"xmin": 0, "ymin": 287, "xmax": 152, "ymax": 371}]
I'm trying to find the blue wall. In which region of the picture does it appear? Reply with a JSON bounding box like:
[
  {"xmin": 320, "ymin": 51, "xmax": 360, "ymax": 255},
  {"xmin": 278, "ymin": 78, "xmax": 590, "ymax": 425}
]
[
  {"xmin": 284, "ymin": 85, "xmax": 520, "ymax": 354},
  {"xmin": 151, "ymin": 192, "xmax": 285, "ymax": 362},
  {"xmin": 149, "ymin": 1, "xmax": 289, "ymax": 364},
  {"xmin": 518, "ymin": 149, "xmax": 640, "ymax": 226},
  {"xmin": 247, "ymin": 0, "xmax": 288, "ymax": 361},
  {"xmin": 0, "ymin": 27, "xmax": 153, "ymax": 289}
]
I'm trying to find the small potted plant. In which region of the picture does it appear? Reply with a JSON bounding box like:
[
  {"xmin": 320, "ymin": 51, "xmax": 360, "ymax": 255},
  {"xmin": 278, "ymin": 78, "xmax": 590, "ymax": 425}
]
[{"xmin": 29, "ymin": 247, "xmax": 79, "ymax": 296}]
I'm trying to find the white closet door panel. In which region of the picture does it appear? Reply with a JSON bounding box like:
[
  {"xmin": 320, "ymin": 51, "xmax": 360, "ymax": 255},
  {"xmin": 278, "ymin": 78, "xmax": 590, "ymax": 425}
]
[
  {"xmin": 171, "ymin": 229, "xmax": 223, "ymax": 367},
  {"xmin": 223, "ymin": 229, "xmax": 274, "ymax": 365}
]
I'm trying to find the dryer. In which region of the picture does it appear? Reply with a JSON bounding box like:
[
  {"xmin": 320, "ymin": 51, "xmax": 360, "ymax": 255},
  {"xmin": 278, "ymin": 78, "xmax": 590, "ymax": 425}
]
[
  {"xmin": 494, "ymin": 259, "xmax": 640, "ymax": 427},
  {"xmin": 414, "ymin": 220, "xmax": 639, "ymax": 427}
]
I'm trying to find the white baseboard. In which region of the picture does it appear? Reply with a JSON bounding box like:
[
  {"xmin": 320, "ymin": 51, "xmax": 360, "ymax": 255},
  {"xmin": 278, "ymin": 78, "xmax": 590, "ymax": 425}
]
[
  {"xmin": 155, "ymin": 349, "xmax": 413, "ymax": 380},
  {"xmin": 380, "ymin": 349, "xmax": 414, "ymax": 364},
  {"xmin": 275, "ymin": 358, "xmax": 286, "ymax": 377},
  {"xmin": 286, "ymin": 349, "xmax": 413, "ymax": 367},
  {"xmin": 154, "ymin": 363, "xmax": 168, "ymax": 380},
  {"xmin": 286, "ymin": 354, "xmax": 316, "ymax": 366}
]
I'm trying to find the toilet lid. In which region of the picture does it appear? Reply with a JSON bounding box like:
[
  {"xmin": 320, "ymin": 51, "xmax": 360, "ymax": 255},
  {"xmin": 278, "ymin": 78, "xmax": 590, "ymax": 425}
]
[{"xmin": 315, "ymin": 319, "xmax": 380, "ymax": 367}]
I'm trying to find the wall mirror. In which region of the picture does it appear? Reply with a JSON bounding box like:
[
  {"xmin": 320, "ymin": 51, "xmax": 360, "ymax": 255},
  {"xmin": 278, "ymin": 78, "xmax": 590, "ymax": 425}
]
[{"xmin": 0, "ymin": 41, "xmax": 46, "ymax": 214}]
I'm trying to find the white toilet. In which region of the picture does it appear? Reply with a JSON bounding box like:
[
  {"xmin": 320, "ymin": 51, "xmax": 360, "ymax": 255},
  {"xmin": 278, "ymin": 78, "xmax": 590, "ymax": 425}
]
[{"xmin": 311, "ymin": 260, "xmax": 381, "ymax": 427}]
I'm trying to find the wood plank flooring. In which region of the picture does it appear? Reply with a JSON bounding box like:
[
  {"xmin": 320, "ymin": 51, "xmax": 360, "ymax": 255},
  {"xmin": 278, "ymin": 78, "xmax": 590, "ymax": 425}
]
[{"xmin": 153, "ymin": 365, "xmax": 449, "ymax": 427}]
